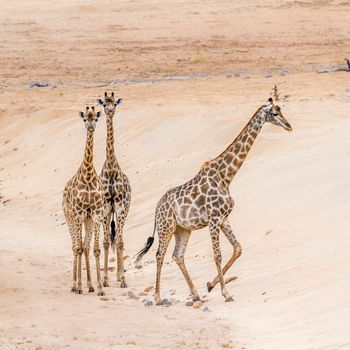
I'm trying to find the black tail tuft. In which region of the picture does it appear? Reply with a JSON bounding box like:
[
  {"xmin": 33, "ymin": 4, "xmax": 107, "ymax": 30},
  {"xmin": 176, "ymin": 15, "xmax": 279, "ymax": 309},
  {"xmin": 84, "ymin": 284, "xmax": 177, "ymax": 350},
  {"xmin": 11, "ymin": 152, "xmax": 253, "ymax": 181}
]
[
  {"xmin": 110, "ymin": 219, "xmax": 116, "ymax": 247},
  {"xmin": 135, "ymin": 236, "xmax": 154, "ymax": 264}
]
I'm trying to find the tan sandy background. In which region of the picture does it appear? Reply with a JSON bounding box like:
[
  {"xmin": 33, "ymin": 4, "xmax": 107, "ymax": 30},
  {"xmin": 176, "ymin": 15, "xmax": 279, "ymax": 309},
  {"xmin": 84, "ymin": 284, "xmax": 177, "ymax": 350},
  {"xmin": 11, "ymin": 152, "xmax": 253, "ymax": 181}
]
[{"xmin": 0, "ymin": 0, "xmax": 350, "ymax": 349}]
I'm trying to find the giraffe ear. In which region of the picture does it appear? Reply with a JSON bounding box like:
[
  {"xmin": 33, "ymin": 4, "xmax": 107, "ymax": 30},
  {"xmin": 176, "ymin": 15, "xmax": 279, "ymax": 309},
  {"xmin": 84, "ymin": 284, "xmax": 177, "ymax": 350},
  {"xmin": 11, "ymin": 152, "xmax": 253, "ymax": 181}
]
[
  {"xmin": 96, "ymin": 111, "xmax": 101, "ymax": 118},
  {"xmin": 96, "ymin": 99, "xmax": 103, "ymax": 105},
  {"xmin": 116, "ymin": 98, "xmax": 123, "ymax": 105},
  {"xmin": 79, "ymin": 112, "xmax": 84, "ymax": 118}
]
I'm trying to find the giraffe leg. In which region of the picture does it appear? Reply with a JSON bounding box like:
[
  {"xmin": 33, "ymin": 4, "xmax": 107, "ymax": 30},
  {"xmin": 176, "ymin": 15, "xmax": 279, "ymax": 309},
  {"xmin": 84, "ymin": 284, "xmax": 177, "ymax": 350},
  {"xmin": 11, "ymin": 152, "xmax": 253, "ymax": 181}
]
[
  {"xmin": 93, "ymin": 223, "xmax": 105, "ymax": 296},
  {"xmin": 209, "ymin": 221, "xmax": 233, "ymax": 302},
  {"xmin": 83, "ymin": 218, "xmax": 95, "ymax": 293},
  {"xmin": 207, "ymin": 219, "xmax": 241, "ymax": 292},
  {"xmin": 172, "ymin": 227, "xmax": 200, "ymax": 302},
  {"xmin": 116, "ymin": 216, "xmax": 127, "ymax": 288},
  {"xmin": 73, "ymin": 219, "xmax": 83, "ymax": 294},
  {"xmin": 102, "ymin": 214, "xmax": 111, "ymax": 287},
  {"xmin": 154, "ymin": 228, "xmax": 174, "ymax": 305},
  {"xmin": 65, "ymin": 212, "xmax": 78, "ymax": 293}
]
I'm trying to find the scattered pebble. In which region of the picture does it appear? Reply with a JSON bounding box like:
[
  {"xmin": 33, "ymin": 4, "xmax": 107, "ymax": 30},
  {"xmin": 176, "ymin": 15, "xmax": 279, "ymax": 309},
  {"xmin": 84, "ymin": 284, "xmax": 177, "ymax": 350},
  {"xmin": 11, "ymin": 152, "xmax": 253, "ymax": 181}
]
[
  {"xmin": 185, "ymin": 301, "xmax": 193, "ymax": 307},
  {"xmin": 100, "ymin": 296, "xmax": 109, "ymax": 301},
  {"xmin": 162, "ymin": 298, "xmax": 170, "ymax": 306},
  {"xmin": 129, "ymin": 293, "xmax": 140, "ymax": 300},
  {"xmin": 126, "ymin": 340, "xmax": 136, "ymax": 345},
  {"xmin": 193, "ymin": 301, "xmax": 203, "ymax": 309},
  {"xmin": 144, "ymin": 286, "xmax": 153, "ymax": 293},
  {"xmin": 135, "ymin": 264, "xmax": 143, "ymax": 269},
  {"xmin": 203, "ymin": 306, "xmax": 210, "ymax": 312},
  {"xmin": 144, "ymin": 300, "xmax": 153, "ymax": 307}
]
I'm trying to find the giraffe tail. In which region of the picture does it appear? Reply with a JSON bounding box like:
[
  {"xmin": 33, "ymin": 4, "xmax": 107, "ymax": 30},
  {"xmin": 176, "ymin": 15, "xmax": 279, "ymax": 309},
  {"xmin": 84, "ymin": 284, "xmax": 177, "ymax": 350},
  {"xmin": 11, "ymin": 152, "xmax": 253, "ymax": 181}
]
[
  {"xmin": 134, "ymin": 221, "xmax": 156, "ymax": 264},
  {"xmin": 110, "ymin": 213, "xmax": 116, "ymax": 249}
]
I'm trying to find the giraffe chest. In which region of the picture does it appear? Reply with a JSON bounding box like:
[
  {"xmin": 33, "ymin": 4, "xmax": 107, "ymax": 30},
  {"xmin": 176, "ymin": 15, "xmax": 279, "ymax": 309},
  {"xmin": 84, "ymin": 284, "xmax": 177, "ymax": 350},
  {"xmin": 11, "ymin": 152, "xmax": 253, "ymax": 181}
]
[{"xmin": 64, "ymin": 180, "xmax": 105, "ymax": 220}]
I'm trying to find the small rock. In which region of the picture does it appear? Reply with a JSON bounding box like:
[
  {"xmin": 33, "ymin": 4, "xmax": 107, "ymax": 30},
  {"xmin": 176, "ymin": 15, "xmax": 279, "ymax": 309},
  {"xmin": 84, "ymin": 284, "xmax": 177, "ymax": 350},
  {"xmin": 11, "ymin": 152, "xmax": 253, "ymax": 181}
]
[
  {"xmin": 203, "ymin": 306, "xmax": 210, "ymax": 312},
  {"xmin": 109, "ymin": 256, "xmax": 116, "ymax": 262},
  {"xmin": 185, "ymin": 301, "xmax": 193, "ymax": 307},
  {"xmin": 100, "ymin": 297, "xmax": 109, "ymax": 301},
  {"xmin": 169, "ymin": 298, "xmax": 176, "ymax": 305},
  {"xmin": 135, "ymin": 264, "xmax": 143, "ymax": 269},
  {"xmin": 169, "ymin": 289, "xmax": 176, "ymax": 295},
  {"xmin": 193, "ymin": 301, "xmax": 203, "ymax": 309},
  {"xmin": 144, "ymin": 286, "xmax": 154, "ymax": 293},
  {"xmin": 264, "ymin": 72, "xmax": 273, "ymax": 78},
  {"xmin": 144, "ymin": 300, "xmax": 153, "ymax": 307},
  {"xmin": 29, "ymin": 81, "xmax": 50, "ymax": 88},
  {"xmin": 129, "ymin": 293, "xmax": 140, "ymax": 300},
  {"xmin": 126, "ymin": 340, "xmax": 136, "ymax": 345},
  {"xmin": 162, "ymin": 298, "xmax": 170, "ymax": 306}
]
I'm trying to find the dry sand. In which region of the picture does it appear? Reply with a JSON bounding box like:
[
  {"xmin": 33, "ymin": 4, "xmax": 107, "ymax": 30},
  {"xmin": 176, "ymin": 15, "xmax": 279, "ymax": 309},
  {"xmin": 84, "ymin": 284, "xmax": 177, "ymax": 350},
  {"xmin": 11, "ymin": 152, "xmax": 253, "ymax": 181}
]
[{"xmin": 0, "ymin": 0, "xmax": 350, "ymax": 349}]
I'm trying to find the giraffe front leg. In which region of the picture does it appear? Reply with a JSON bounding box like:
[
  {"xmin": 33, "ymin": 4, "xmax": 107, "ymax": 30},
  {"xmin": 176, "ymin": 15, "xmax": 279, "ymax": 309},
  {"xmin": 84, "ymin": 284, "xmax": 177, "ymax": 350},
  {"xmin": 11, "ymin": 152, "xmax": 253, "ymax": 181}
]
[
  {"xmin": 83, "ymin": 219, "xmax": 95, "ymax": 293},
  {"xmin": 71, "ymin": 247, "xmax": 78, "ymax": 293},
  {"xmin": 209, "ymin": 222, "xmax": 233, "ymax": 302},
  {"xmin": 102, "ymin": 215, "xmax": 110, "ymax": 287},
  {"xmin": 93, "ymin": 223, "xmax": 105, "ymax": 296},
  {"xmin": 73, "ymin": 220, "xmax": 83, "ymax": 294},
  {"xmin": 207, "ymin": 219, "xmax": 241, "ymax": 293}
]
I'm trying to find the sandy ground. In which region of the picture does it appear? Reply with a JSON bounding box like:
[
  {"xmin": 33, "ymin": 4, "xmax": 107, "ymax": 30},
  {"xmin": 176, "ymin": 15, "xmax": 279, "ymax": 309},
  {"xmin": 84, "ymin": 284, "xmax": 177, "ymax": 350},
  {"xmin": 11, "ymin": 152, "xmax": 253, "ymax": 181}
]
[{"xmin": 1, "ymin": 0, "xmax": 350, "ymax": 349}]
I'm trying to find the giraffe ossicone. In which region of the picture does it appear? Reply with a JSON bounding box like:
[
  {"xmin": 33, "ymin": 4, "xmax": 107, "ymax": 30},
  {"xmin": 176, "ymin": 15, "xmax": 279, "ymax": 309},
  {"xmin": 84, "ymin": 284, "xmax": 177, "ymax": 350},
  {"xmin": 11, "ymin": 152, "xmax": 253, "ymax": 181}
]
[
  {"xmin": 62, "ymin": 106, "xmax": 106, "ymax": 296},
  {"xmin": 136, "ymin": 97, "xmax": 292, "ymax": 305}
]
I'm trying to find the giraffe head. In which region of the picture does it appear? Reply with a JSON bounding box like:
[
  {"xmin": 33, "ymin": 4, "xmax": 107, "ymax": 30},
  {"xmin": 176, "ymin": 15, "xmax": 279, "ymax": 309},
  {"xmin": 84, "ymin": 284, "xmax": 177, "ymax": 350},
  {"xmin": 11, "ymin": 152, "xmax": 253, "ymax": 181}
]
[
  {"xmin": 96, "ymin": 92, "xmax": 123, "ymax": 119},
  {"xmin": 79, "ymin": 106, "xmax": 101, "ymax": 132},
  {"xmin": 263, "ymin": 98, "xmax": 292, "ymax": 131}
]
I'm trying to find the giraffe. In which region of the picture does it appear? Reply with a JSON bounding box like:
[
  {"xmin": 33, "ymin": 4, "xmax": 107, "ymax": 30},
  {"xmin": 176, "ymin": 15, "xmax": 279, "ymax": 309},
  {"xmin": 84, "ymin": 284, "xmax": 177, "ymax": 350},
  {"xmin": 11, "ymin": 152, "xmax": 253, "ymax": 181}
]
[
  {"xmin": 136, "ymin": 98, "xmax": 292, "ymax": 305},
  {"xmin": 62, "ymin": 106, "xmax": 106, "ymax": 296},
  {"xmin": 97, "ymin": 92, "xmax": 131, "ymax": 288}
]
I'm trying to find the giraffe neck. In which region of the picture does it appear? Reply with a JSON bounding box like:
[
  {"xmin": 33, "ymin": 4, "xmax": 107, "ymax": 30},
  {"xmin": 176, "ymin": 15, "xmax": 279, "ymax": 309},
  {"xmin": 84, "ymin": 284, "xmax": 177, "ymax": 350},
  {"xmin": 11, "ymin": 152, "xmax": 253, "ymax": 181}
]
[
  {"xmin": 105, "ymin": 116, "xmax": 120, "ymax": 169},
  {"xmin": 206, "ymin": 107, "xmax": 266, "ymax": 187},
  {"xmin": 80, "ymin": 128, "xmax": 96, "ymax": 182}
]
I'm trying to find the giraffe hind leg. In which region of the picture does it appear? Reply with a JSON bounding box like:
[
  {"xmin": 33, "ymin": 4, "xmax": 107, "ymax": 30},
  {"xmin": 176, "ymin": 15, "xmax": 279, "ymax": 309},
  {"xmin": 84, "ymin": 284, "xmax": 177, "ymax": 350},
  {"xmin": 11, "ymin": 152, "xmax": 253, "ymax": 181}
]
[
  {"xmin": 207, "ymin": 219, "xmax": 241, "ymax": 293},
  {"xmin": 172, "ymin": 227, "xmax": 200, "ymax": 302},
  {"xmin": 102, "ymin": 214, "xmax": 111, "ymax": 287},
  {"xmin": 154, "ymin": 227, "xmax": 174, "ymax": 305}
]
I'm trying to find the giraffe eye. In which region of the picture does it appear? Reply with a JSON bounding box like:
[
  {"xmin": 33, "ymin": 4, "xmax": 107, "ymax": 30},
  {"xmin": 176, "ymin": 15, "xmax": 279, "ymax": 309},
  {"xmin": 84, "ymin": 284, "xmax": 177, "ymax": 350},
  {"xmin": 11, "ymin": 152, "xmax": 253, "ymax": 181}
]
[
  {"xmin": 272, "ymin": 112, "xmax": 278, "ymax": 116},
  {"xmin": 95, "ymin": 118, "xmax": 98, "ymax": 122},
  {"xmin": 83, "ymin": 118, "xmax": 86, "ymax": 122}
]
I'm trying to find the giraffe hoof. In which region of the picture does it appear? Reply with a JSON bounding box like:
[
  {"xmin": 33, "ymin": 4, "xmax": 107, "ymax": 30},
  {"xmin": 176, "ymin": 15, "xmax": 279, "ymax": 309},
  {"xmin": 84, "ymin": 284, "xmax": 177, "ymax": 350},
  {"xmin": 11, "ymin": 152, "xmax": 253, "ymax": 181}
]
[
  {"xmin": 88, "ymin": 286, "xmax": 95, "ymax": 293},
  {"xmin": 71, "ymin": 286, "xmax": 76, "ymax": 293},
  {"xmin": 192, "ymin": 295, "xmax": 201, "ymax": 302},
  {"xmin": 225, "ymin": 296, "xmax": 234, "ymax": 302},
  {"xmin": 98, "ymin": 290, "xmax": 105, "ymax": 296},
  {"xmin": 75, "ymin": 288, "xmax": 83, "ymax": 295},
  {"xmin": 120, "ymin": 281, "xmax": 128, "ymax": 288},
  {"xmin": 154, "ymin": 297, "xmax": 163, "ymax": 306},
  {"xmin": 207, "ymin": 282, "xmax": 214, "ymax": 293},
  {"xmin": 103, "ymin": 281, "xmax": 109, "ymax": 288}
]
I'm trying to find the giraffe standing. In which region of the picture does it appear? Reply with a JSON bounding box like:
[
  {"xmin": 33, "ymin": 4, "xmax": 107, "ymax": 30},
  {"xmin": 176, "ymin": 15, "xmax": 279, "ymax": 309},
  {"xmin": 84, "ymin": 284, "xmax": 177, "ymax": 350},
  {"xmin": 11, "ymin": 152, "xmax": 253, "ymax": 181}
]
[
  {"xmin": 97, "ymin": 92, "xmax": 131, "ymax": 288},
  {"xmin": 136, "ymin": 98, "xmax": 292, "ymax": 305},
  {"xmin": 62, "ymin": 106, "xmax": 106, "ymax": 296}
]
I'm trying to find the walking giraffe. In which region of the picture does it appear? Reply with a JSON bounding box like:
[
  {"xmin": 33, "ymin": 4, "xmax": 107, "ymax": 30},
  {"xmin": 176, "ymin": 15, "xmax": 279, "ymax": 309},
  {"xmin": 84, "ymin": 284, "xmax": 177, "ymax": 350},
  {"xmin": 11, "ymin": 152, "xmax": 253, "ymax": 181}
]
[
  {"xmin": 136, "ymin": 98, "xmax": 292, "ymax": 304},
  {"xmin": 62, "ymin": 106, "xmax": 105, "ymax": 296},
  {"xmin": 97, "ymin": 92, "xmax": 131, "ymax": 288}
]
